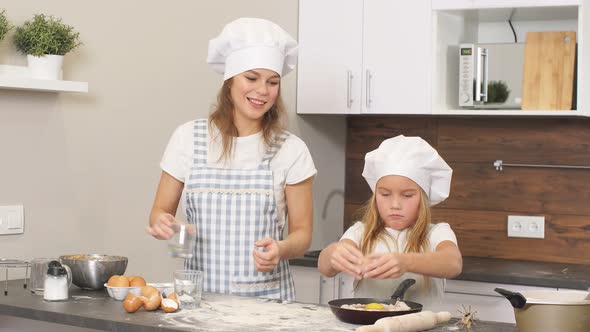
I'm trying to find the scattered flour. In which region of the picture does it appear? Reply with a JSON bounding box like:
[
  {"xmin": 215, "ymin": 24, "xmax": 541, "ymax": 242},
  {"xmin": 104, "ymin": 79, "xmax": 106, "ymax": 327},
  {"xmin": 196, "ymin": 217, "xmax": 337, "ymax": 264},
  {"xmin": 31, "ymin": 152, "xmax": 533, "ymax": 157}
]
[{"xmin": 158, "ymin": 293, "xmax": 357, "ymax": 331}]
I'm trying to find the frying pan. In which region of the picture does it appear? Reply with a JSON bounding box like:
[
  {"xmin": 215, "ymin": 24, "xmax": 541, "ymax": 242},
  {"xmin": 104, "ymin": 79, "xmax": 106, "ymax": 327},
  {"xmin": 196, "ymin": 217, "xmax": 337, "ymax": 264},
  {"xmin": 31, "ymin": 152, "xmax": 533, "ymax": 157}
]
[{"xmin": 328, "ymin": 279, "xmax": 423, "ymax": 325}]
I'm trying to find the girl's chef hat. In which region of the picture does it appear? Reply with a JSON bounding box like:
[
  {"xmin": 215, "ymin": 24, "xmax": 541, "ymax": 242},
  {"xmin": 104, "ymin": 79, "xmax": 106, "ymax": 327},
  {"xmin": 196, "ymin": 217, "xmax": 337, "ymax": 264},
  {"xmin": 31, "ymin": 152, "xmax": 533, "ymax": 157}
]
[
  {"xmin": 207, "ymin": 17, "xmax": 298, "ymax": 80},
  {"xmin": 362, "ymin": 135, "xmax": 453, "ymax": 206}
]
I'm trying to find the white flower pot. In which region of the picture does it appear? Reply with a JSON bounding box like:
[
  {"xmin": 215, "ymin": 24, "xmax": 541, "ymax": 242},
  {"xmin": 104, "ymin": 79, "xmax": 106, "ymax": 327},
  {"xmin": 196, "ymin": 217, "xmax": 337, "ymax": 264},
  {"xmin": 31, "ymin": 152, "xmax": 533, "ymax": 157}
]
[{"xmin": 27, "ymin": 54, "xmax": 64, "ymax": 80}]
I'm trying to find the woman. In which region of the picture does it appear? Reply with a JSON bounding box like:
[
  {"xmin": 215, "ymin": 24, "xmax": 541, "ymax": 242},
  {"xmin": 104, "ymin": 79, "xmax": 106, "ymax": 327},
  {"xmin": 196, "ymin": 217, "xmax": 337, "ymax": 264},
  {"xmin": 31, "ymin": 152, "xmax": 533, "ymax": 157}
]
[
  {"xmin": 318, "ymin": 135, "xmax": 462, "ymax": 308},
  {"xmin": 147, "ymin": 18, "xmax": 316, "ymax": 301}
]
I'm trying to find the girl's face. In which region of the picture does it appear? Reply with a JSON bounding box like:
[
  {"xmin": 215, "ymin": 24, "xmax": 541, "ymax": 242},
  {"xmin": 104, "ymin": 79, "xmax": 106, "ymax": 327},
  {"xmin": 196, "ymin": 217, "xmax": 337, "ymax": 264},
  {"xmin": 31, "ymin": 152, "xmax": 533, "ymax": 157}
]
[
  {"xmin": 375, "ymin": 175, "xmax": 421, "ymax": 230},
  {"xmin": 230, "ymin": 69, "xmax": 280, "ymax": 123}
]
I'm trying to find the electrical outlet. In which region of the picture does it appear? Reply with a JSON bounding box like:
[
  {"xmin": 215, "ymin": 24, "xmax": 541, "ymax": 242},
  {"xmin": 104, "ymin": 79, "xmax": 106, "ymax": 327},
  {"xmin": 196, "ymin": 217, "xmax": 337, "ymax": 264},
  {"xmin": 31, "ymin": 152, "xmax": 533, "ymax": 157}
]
[{"xmin": 507, "ymin": 215, "xmax": 545, "ymax": 239}]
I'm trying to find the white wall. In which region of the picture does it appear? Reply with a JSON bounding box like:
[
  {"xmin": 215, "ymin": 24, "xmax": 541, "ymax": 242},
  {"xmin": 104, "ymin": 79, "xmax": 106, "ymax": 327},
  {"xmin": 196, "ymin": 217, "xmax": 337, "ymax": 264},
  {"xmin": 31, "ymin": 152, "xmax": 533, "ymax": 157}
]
[{"xmin": 0, "ymin": 0, "xmax": 346, "ymax": 282}]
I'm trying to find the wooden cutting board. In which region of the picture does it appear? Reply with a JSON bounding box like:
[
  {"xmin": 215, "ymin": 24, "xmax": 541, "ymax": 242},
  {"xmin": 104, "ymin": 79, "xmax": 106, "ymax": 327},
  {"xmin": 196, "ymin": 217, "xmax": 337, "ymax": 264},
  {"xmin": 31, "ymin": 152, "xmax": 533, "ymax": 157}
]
[{"xmin": 521, "ymin": 31, "xmax": 576, "ymax": 110}]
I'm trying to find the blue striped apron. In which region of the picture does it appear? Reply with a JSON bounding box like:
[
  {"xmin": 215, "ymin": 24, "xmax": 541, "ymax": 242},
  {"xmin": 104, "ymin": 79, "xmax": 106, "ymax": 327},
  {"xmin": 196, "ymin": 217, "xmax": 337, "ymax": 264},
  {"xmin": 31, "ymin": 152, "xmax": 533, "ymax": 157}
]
[{"xmin": 183, "ymin": 119, "xmax": 295, "ymax": 300}]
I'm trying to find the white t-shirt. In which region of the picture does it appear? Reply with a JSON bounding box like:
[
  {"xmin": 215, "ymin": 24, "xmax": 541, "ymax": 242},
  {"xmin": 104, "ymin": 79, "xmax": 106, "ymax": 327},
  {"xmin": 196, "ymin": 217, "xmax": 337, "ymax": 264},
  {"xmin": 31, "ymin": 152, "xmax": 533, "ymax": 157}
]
[
  {"xmin": 341, "ymin": 221, "xmax": 458, "ymax": 309},
  {"xmin": 160, "ymin": 120, "xmax": 317, "ymax": 230}
]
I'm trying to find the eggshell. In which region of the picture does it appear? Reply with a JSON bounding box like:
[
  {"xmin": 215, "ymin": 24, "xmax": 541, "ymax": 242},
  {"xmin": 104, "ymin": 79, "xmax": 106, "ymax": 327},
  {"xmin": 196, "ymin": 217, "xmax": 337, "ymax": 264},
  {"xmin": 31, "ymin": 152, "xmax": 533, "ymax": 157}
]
[
  {"xmin": 161, "ymin": 298, "xmax": 178, "ymax": 313},
  {"xmin": 140, "ymin": 286, "xmax": 161, "ymax": 311}
]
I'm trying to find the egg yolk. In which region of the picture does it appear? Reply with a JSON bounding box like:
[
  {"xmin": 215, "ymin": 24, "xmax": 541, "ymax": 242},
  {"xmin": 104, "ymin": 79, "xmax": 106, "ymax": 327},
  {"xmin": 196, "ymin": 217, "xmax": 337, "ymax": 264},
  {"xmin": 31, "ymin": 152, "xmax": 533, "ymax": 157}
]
[{"xmin": 364, "ymin": 302, "xmax": 385, "ymax": 310}]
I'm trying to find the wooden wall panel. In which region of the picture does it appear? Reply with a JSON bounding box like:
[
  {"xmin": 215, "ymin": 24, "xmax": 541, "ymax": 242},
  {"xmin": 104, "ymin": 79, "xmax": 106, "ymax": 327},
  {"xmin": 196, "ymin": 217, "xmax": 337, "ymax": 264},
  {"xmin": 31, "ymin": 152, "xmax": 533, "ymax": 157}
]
[
  {"xmin": 437, "ymin": 118, "xmax": 590, "ymax": 164},
  {"xmin": 345, "ymin": 116, "xmax": 590, "ymax": 265},
  {"xmin": 433, "ymin": 209, "xmax": 590, "ymax": 264}
]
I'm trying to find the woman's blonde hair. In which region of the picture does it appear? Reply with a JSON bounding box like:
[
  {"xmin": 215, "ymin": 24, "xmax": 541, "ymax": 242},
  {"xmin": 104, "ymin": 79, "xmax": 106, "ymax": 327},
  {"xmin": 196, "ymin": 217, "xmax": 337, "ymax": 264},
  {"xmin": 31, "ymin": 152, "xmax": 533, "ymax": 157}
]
[
  {"xmin": 208, "ymin": 78, "xmax": 286, "ymax": 162},
  {"xmin": 356, "ymin": 187, "xmax": 432, "ymax": 289}
]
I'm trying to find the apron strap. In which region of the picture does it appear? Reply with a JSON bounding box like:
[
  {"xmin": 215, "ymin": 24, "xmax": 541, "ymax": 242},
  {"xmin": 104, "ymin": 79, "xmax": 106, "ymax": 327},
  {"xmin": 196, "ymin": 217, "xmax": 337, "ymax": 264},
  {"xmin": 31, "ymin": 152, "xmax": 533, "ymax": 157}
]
[
  {"xmin": 192, "ymin": 119, "xmax": 208, "ymax": 166},
  {"xmin": 259, "ymin": 131, "xmax": 290, "ymax": 169}
]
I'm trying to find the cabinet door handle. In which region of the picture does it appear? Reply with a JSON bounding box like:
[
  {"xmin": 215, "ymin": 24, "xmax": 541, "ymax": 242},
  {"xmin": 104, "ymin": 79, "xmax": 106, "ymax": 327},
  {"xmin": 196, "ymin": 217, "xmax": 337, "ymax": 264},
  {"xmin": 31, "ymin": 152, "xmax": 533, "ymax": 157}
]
[
  {"xmin": 347, "ymin": 70, "xmax": 354, "ymax": 108},
  {"xmin": 319, "ymin": 276, "xmax": 325, "ymax": 304},
  {"xmin": 366, "ymin": 69, "xmax": 373, "ymax": 109}
]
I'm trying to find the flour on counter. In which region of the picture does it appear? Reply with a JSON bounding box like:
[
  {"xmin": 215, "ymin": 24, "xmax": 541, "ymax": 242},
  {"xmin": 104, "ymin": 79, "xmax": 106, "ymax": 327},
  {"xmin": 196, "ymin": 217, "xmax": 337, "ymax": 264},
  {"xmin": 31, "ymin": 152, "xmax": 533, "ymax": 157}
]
[{"xmin": 158, "ymin": 293, "xmax": 357, "ymax": 331}]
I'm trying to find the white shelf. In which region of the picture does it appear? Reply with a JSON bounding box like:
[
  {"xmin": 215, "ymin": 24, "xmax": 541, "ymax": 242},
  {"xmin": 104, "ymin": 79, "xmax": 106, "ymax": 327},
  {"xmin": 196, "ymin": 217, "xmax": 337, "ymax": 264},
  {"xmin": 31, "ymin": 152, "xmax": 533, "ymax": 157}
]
[
  {"xmin": 432, "ymin": 0, "xmax": 580, "ymax": 11},
  {"xmin": 0, "ymin": 65, "xmax": 88, "ymax": 93},
  {"xmin": 434, "ymin": 109, "xmax": 585, "ymax": 116}
]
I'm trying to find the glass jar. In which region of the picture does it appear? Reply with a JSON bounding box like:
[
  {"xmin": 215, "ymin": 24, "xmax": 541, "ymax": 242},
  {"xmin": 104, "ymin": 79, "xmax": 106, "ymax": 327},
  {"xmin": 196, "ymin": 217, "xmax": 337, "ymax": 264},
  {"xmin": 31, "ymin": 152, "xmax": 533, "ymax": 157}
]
[{"xmin": 43, "ymin": 261, "xmax": 69, "ymax": 301}]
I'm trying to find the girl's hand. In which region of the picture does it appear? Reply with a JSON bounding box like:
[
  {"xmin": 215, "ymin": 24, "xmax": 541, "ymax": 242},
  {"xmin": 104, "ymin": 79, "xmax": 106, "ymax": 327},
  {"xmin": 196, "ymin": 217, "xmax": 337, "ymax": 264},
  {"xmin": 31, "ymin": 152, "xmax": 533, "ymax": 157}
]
[
  {"xmin": 146, "ymin": 213, "xmax": 176, "ymax": 240},
  {"xmin": 363, "ymin": 253, "xmax": 408, "ymax": 279},
  {"xmin": 330, "ymin": 242, "xmax": 364, "ymax": 280},
  {"xmin": 253, "ymin": 237, "xmax": 281, "ymax": 272}
]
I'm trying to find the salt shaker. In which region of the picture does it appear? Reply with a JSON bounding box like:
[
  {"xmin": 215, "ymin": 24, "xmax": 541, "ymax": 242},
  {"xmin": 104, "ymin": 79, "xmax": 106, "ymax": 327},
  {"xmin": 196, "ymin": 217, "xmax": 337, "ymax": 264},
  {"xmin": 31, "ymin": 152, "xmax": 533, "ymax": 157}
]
[{"xmin": 43, "ymin": 261, "xmax": 69, "ymax": 301}]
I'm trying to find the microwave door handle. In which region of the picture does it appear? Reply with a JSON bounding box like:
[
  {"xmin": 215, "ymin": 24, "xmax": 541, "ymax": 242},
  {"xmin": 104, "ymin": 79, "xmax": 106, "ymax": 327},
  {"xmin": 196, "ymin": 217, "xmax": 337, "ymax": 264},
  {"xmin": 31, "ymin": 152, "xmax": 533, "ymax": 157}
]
[
  {"xmin": 482, "ymin": 48, "xmax": 489, "ymax": 102},
  {"xmin": 475, "ymin": 47, "xmax": 483, "ymax": 102}
]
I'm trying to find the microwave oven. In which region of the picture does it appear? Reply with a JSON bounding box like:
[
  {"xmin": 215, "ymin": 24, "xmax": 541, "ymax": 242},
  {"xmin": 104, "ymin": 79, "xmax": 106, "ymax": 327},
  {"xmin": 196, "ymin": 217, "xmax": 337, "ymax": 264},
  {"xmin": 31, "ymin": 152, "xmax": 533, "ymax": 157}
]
[{"xmin": 459, "ymin": 43, "xmax": 488, "ymax": 107}]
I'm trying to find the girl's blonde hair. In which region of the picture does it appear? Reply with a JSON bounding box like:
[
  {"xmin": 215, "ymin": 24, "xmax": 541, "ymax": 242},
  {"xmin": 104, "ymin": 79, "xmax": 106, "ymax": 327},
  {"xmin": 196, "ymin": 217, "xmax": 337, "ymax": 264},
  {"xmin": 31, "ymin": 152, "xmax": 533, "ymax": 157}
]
[
  {"xmin": 357, "ymin": 187, "xmax": 432, "ymax": 289},
  {"xmin": 208, "ymin": 78, "xmax": 286, "ymax": 162}
]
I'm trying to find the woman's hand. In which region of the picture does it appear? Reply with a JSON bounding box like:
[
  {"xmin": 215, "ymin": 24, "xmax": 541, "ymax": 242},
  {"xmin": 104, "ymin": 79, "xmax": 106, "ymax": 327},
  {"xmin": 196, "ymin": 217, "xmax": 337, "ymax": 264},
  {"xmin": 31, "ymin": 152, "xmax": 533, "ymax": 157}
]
[
  {"xmin": 146, "ymin": 213, "xmax": 176, "ymax": 240},
  {"xmin": 362, "ymin": 252, "xmax": 408, "ymax": 279},
  {"xmin": 329, "ymin": 242, "xmax": 364, "ymax": 280},
  {"xmin": 253, "ymin": 237, "xmax": 281, "ymax": 272}
]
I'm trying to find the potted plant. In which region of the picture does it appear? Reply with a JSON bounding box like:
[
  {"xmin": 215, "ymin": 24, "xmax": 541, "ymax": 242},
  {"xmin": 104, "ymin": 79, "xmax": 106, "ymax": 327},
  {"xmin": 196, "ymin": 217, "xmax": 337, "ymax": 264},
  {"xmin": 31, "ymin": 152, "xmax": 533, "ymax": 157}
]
[
  {"xmin": 0, "ymin": 9, "xmax": 11, "ymax": 42},
  {"xmin": 487, "ymin": 80, "xmax": 511, "ymax": 104},
  {"xmin": 13, "ymin": 14, "xmax": 81, "ymax": 80}
]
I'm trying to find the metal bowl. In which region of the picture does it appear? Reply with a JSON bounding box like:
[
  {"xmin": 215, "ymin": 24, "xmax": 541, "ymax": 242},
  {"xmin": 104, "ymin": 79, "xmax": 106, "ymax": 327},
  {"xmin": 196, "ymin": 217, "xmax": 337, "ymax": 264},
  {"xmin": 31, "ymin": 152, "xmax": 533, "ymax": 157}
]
[{"xmin": 59, "ymin": 254, "xmax": 128, "ymax": 290}]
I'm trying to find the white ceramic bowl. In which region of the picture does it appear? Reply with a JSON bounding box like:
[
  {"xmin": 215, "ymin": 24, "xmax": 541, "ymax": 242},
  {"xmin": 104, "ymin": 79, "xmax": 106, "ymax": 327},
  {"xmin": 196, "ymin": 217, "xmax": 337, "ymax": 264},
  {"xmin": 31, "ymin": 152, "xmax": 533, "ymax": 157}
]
[
  {"xmin": 103, "ymin": 284, "xmax": 142, "ymax": 301},
  {"xmin": 148, "ymin": 282, "xmax": 174, "ymax": 297}
]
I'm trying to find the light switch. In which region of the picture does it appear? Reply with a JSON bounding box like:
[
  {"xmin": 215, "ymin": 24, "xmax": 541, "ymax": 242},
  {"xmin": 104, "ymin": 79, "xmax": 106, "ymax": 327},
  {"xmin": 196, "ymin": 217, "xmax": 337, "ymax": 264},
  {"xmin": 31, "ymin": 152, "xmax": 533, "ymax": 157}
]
[
  {"xmin": 7, "ymin": 211, "xmax": 19, "ymax": 229},
  {"xmin": 0, "ymin": 205, "xmax": 24, "ymax": 235}
]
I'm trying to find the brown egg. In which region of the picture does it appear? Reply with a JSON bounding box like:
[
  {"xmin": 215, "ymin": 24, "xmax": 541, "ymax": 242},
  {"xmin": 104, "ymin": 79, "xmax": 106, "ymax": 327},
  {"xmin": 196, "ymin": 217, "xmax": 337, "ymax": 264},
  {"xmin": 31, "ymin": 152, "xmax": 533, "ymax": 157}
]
[
  {"xmin": 107, "ymin": 275, "xmax": 120, "ymax": 286},
  {"xmin": 110, "ymin": 275, "xmax": 130, "ymax": 287},
  {"xmin": 129, "ymin": 276, "xmax": 146, "ymax": 287},
  {"xmin": 123, "ymin": 293, "xmax": 143, "ymax": 313}
]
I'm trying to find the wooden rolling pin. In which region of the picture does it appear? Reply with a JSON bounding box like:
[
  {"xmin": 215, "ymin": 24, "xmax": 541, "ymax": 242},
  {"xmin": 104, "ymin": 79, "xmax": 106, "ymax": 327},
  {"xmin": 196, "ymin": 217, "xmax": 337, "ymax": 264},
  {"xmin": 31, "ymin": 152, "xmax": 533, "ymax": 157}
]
[{"xmin": 356, "ymin": 311, "xmax": 452, "ymax": 332}]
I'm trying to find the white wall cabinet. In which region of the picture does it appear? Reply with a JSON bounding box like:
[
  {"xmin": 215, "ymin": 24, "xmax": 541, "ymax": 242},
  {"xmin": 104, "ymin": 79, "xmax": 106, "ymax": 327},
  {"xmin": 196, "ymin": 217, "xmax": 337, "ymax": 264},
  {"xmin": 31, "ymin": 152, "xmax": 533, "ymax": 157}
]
[
  {"xmin": 297, "ymin": 0, "xmax": 431, "ymax": 115},
  {"xmin": 298, "ymin": 0, "xmax": 588, "ymax": 117}
]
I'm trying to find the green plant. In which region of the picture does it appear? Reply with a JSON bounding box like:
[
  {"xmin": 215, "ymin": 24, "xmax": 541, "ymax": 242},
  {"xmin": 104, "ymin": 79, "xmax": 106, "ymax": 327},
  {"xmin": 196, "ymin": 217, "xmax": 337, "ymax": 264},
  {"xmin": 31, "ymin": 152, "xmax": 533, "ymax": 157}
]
[
  {"xmin": 13, "ymin": 14, "xmax": 81, "ymax": 56},
  {"xmin": 487, "ymin": 80, "xmax": 511, "ymax": 103},
  {"xmin": 0, "ymin": 9, "xmax": 11, "ymax": 42}
]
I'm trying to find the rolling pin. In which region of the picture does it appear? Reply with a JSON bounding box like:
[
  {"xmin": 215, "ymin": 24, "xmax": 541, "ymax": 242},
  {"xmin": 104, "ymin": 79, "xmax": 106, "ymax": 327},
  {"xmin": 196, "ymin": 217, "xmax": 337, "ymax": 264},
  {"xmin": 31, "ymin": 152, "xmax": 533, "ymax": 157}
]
[{"xmin": 356, "ymin": 311, "xmax": 452, "ymax": 332}]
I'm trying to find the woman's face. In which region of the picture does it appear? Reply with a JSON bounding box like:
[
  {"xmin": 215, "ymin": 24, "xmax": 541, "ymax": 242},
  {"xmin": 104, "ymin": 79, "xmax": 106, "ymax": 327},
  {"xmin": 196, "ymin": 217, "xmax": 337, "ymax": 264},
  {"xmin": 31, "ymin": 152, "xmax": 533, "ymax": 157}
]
[
  {"xmin": 374, "ymin": 175, "xmax": 421, "ymax": 231},
  {"xmin": 230, "ymin": 69, "xmax": 280, "ymax": 123}
]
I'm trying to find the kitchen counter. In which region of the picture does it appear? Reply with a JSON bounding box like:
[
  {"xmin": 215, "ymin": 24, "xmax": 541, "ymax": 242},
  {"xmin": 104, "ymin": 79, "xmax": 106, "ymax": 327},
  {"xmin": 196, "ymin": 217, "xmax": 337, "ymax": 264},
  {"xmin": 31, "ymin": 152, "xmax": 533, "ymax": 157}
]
[
  {"xmin": 291, "ymin": 254, "xmax": 590, "ymax": 290},
  {"xmin": 0, "ymin": 279, "xmax": 516, "ymax": 331}
]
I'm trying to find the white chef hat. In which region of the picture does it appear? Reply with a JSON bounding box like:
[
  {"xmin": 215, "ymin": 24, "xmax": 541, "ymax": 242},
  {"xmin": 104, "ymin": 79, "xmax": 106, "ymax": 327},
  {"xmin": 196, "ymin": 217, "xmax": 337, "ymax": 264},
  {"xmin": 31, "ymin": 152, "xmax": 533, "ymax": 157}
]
[
  {"xmin": 362, "ymin": 135, "xmax": 453, "ymax": 206},
  {"xmin": 207, "ymin": 17, "xmax": 298, "ymax": 80}
]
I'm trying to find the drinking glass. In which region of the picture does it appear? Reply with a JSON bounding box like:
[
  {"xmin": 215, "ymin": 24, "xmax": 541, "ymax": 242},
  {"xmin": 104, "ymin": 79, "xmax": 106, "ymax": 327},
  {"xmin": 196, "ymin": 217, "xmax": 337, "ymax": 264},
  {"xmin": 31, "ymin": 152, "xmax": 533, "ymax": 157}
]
[
  {"xmin": 168, "ymin": 222, "xmax": 196, "ymax": 259},
  {"xmin": 173, "ymin": 269, "xmax": 203, "ymax": 309},
  {"xmin": 30, "ymin": 258, "xmax": 72, "ymax": 295}
]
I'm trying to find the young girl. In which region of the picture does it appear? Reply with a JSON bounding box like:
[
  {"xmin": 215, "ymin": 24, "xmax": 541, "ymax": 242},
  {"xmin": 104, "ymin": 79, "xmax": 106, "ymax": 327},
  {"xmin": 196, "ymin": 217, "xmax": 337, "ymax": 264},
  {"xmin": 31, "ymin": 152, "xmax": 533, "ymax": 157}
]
[
  {"xmin": 147, "ymin": 18, "xmax": 316, "ymax": 301},
  {"xmin": 318, "ymin": 135, "xmax": 462, "ymax": 307}
]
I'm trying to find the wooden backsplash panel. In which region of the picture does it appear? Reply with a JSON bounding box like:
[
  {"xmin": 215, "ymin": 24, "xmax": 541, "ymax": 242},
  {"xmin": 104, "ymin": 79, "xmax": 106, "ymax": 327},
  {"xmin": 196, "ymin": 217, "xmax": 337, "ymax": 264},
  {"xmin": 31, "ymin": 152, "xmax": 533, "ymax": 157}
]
[
  {"xmin": 345, "ymin": 116, "xmax": 590, "ymax": 265},
  {"xmin": 437, "ymin": 118, "xmax": 590, "ymax": 164}
]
